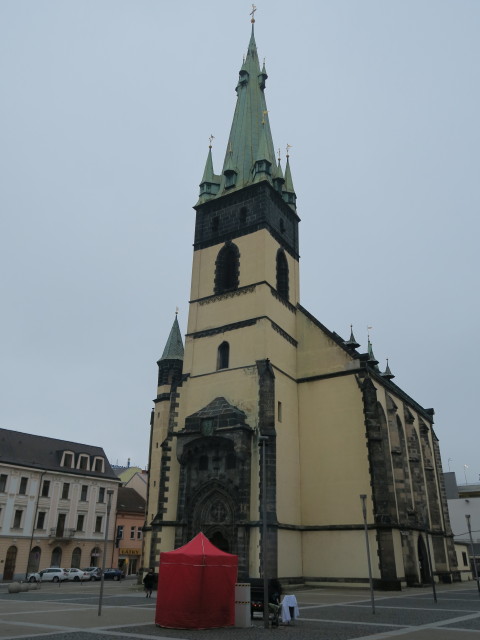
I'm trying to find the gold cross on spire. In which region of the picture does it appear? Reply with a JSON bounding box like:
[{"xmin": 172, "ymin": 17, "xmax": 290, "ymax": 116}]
[{"xmin": 250, "ymin": 4, "xmax": 257, "ymax": 23}]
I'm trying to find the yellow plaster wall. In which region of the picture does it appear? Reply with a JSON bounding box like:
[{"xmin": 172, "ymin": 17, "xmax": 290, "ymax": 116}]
[
  {"xmin": 296, "ymin": 311, "xmax": 356, "ymax": 378},
  {"xmin": 298, "ymin": 375, "xmax": 371, "ymax": 525},
  {"xmin": 189, "ymin": 229, "xmax": 299, "ymax": 311},
  {"xmin": 302, "ymin": 529, "xmax": 379, "ymax": 579},
  {"xmin": 278, "ymin": 529, "xmax": 303, "ymax": 577}
]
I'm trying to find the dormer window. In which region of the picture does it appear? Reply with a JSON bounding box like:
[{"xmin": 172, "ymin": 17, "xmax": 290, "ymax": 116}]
[
  {"xmin": 93, "ymin": 457, "xmax": 105, "ymax": 473},
  {"xmin": 224, "ymin": 169, "xmax": 237, "ymax": 189},
  {"xmin": 61, "ymin": 451, "xmax": 74, "ymax": 468},
  {"xmin": 77, "ymin": 454, "xmax": 90, "ymax": 471}
]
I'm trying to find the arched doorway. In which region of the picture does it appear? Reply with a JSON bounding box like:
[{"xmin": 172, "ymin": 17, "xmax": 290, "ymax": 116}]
[
  {"xmin": 27, "ymin": 546, "xmax": 41, "ymax": 573},
  {"xmin": 90, "ymin": 546, "xmax": 101, "ymax": 567},
  {"xmin": 51, "ymin": 546, "xmax": 62, "ymax": 567},
  {"xmin": 4, "ymin": 546, "xmax": 17, "ymax": 580},
  {"xmin": 418, "ymin": 535, "xmax": 430, "ymax": 584},
  {"xmin": 71, "ymin": 547, "xmax": 81, "ymax": 568},
  {"xmin": 209, "ymin": 531, "xmax": 230, "ymax": 553}
]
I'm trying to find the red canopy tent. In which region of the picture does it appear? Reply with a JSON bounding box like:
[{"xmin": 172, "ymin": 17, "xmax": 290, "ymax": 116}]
[{"xmin": 155, "ymin": 532, "xmax": 238, "ymax": 629}]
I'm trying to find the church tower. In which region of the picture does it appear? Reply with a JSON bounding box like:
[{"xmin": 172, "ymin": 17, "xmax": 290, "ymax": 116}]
[{"xmin": 144, "ymin": 15, "xmax": 457, "ymax": 588}]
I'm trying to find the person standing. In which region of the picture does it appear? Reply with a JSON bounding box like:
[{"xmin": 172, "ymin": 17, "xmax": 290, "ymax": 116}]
[{"xmin": 143, "ymin": 568, "xmax": 155, "ymax": 598}]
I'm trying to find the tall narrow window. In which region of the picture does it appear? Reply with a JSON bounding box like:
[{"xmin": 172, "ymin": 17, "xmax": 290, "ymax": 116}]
[
  {"xmin": 0, "ymin": 474, "xmax": 7, "ymax": 492},
  {"xmin": 37, "ymin": 512, "xmax": 46, "ymax": 529},
  {"xmin": 13, "ymin": 509, "xmax": 23, "ymax": 528},
  {"xmin": 276, "ymin": 249, "xmax": 289, "ymax": 300},
  {"xmin": 80, "ymin": 485, "xmax": 88, "ymax": 501},
  {"xmin": 278, "ymin": 401, "xmax": 283, "ymax": 423},
  {"xmin": 98, "ymin": 488, "xmax": 105, "ymax": 503},
  {"xmin": 217, "ymin": 341, "xmax": 230, "ymax": 370},
  {"xmin": 76, "ymin": 514, "xmax": 85, "ymax": 531},
  {"xmin": 95, "ymin": 516, "xmax": 103, "ymax": 533},
  {"xmin": 19, "ymin": 477, "xmax": 28, "ymax": 495},
  {"xmin": 214, "ymin": 242, "xmax": 240, "ymax": 294},
  {"xmin": 62, "ymin": 483, "xmax": 70, "ymax": 500},
  {"xmin": 41, "ymin": 480, "xmax": 50, "ymax": 497}
]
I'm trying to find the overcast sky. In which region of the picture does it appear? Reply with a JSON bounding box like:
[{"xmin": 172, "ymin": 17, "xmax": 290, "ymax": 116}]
[{"xmin": 1, "ymin": 1, "xmax": 478, "ymax": 485}]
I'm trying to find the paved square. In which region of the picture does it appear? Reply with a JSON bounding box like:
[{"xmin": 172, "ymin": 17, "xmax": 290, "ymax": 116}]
[{"xmin": 1, "ymin": 580, "xmax": 480, "ymax": 640}]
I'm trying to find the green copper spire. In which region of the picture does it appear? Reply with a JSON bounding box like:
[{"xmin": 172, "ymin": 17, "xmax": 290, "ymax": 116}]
[
  {"xmin": 160, "ymin": 314, "xmax": 184, "ymax": 361},
  {"xmin": 283, "ymin": 151, "xmax": 297, "ymax": 210},
  {"xmin": 219, "ymin": 21, "xmax": 276, "ymax": 192},
  {"xmin": 198, "ymin": 144, "xmax": 221, "ymax": 203}
]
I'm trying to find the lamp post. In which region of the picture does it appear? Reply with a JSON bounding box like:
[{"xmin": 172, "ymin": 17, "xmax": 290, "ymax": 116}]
[
  {"xmin": 465, "ymin": 514, "xmax": 480, "ymax": 596},
  {"xmin": 259, "ymin": 435, "xmax": 269, "ymax": 629},
  {"xmin": 360, "ymin": 495, "xmax": 375, "ymax": 614},
  {"xmin": 98, "ymin": 489, "xmax": 114, "ymax": 616}
]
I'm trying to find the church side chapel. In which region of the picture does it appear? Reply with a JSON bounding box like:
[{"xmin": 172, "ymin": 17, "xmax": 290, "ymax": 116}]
[{"xmin": 143, "ymin": 11, "xmax": 457, "ymax": 589}]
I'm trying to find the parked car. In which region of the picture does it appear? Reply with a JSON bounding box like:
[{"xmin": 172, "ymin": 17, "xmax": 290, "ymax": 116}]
[
  {"xmin": 103, "ymin": 568, "xmax": 124, "ymax": 581},
  {"xmin": 65, "ymin": 568, "xmax": 90, "ymax": 582},
  {"xmin": 26, "ymin": 572, "xmax": 41, "ymax": 583},
  {"xmin": 39, "ymin": 568, "xmax": 68, "ymax": 582},
  {"xmin": 82, "ymin": 567, "xmax": 102, "ymax": 581}
]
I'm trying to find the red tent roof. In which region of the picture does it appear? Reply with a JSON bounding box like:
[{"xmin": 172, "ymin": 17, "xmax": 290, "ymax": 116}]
[{"xmin": 161, "ymin": 532, "xmax": 237, "ymax": 566}]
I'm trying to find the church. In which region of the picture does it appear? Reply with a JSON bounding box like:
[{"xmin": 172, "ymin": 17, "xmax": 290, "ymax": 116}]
[{"xmin": 143, "ymin": 16, "xmax": 457, "ymax": 589}]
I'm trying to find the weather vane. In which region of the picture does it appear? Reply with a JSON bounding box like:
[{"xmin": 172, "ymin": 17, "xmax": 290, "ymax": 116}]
[
  {"xmin": 250, "ymin": 4, "xmax": 257, "ymax": 23},
  {"xmin": 286, "ymin": 143, "xmax": 292, "ymax": 157},
  {"xmin": 208, "ymin": 134, "xmax": 215, "ymax": 148}
]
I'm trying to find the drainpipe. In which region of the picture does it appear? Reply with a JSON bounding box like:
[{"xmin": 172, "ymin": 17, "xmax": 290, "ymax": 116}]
[{"xmin": 25, "ymin": 470, "xmax": 45, "ymax": 580}]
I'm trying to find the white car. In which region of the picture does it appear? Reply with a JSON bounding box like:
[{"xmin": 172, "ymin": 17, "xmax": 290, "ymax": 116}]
[
  {"xmin": 26, "ymin": 572, "xmax": 41, "ymax": 583},
  {"xmin": 65, "ymin": 568, "xmax": 90, "ymax": 582},
  {"xmin": 39, "ymin": 567, "xmax": 68, "ymax": 582}
]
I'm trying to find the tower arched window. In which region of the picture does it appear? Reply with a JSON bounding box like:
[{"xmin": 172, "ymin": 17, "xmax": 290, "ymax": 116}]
[
  {"xmin": 214, "ymin": 242, "xmax": 240, "ymax": 294},
  {"xmin": 276, "ymin": 249, "xmax": 289, "ymax": 300},
  {"xmin": 217, "ymin": 341, "xmax": 230, "ymax": 370}
]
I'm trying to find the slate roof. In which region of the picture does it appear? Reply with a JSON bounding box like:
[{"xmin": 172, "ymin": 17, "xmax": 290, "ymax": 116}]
[
  {"xmin": 116, "ymin": 486, "xmax": 146, "ymax": 514},
  {"xmin": 0, "ymin": 427, "xmax": 118, "ymax": 480},
  {"xmin": 160, "ymin": 315, "xmax": 184, "ymax": 361}
]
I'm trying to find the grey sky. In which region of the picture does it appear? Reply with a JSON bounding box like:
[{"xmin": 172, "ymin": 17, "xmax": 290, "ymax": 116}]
[{"xmin": 1, "ymin": 1, "xmax": 478, "ymax": 484}]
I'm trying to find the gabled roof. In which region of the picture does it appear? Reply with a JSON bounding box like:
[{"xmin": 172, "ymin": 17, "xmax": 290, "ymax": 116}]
[
  {"xmin": 116, "ymin": 486, "xmax": 146, "ymax": 514},
  {"xmin": 0, "ymin": 427, "xmax": 118, "ymax": 479}
]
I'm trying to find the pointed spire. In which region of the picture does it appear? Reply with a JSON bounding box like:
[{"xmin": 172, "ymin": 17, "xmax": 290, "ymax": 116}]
[
  {"xmin": 272, "ymin": 149, "xmax": 285, "ymax": 193},
  {"xmin": 160, "ymin": 314, "xmax": 184, "ymax": 361},
  {"xmin": 344, "ymin": 325, "xmax": 360, "ymax": 349},
  {"xmin": 198, "ymin": 136, "xmax": 221, "ymax": 203},
  {"xmin": 382, "ymin": 359, "xmax": 395, "ymax": 380},
  {"xmin": 219, "ymin": 15, "xmax": 276, "ymax": 192},
  {"xmin": 367, "ymin": 337, "xmax": 379, "ymax": 368},
  {"xmin": 282, "ymin": 147, "xmax": 297, "ymax": 210}
]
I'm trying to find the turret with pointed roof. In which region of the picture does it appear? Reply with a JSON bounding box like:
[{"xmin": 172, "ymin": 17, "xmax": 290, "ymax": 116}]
[{"xmin": 157, "ymin": 314, "xmax": 184, "ymax": 387}]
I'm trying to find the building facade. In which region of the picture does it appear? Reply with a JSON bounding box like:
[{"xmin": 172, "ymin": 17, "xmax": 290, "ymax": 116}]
[
  {"xmin": 143, "ymin": 19, "xmax": 457, "ymax": 589},
  {"xmin": 0, "ymin": 428, "xmax": 119, "ymax": 580},
  {"xmin": 112, "ymin": 487, "xmax": 145, "ymax": 575}
]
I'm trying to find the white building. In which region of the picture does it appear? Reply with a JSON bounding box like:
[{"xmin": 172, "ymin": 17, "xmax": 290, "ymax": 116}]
[{"xmin": 0, "ymin": 428, "xmax": 120, "ymax": 580}]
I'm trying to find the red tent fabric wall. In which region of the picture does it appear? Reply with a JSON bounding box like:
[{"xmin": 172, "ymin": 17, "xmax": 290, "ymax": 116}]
[{"xmin": 155, "ymin": 532, "xmax": 238, "ymax": 629}]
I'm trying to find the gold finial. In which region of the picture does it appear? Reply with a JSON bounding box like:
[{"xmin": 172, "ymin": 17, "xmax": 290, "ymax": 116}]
[
  {"xmin": 250, "ymin": 4, "xmax": 257, "ymax": 23},
  {"xmin": 286, "ymin": 143, "xmax": 292, "ymax": 158},
  {"xmin": 175, "ymin": 306, "xmax": 179, "ymax": 316},
  {"xmin": 208, "ymin": 134, "xmax": 215, "ymax": 149}
]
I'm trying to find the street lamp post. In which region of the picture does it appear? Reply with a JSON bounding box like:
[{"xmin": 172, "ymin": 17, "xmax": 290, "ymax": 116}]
[
  {"xmin": 98, "ymin": 489, "xmax": 114, "ymax": 616},
  {"xmin": 360, "ymin": 495, "xmax": 375, "ymax": 614},
  {"xmin": 259, "ymin": 436, "xmax": 269, "ymax": 629},
  {"xmin": 465, "ymin": 514, "xmax": 480, "ymax": 597}
]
